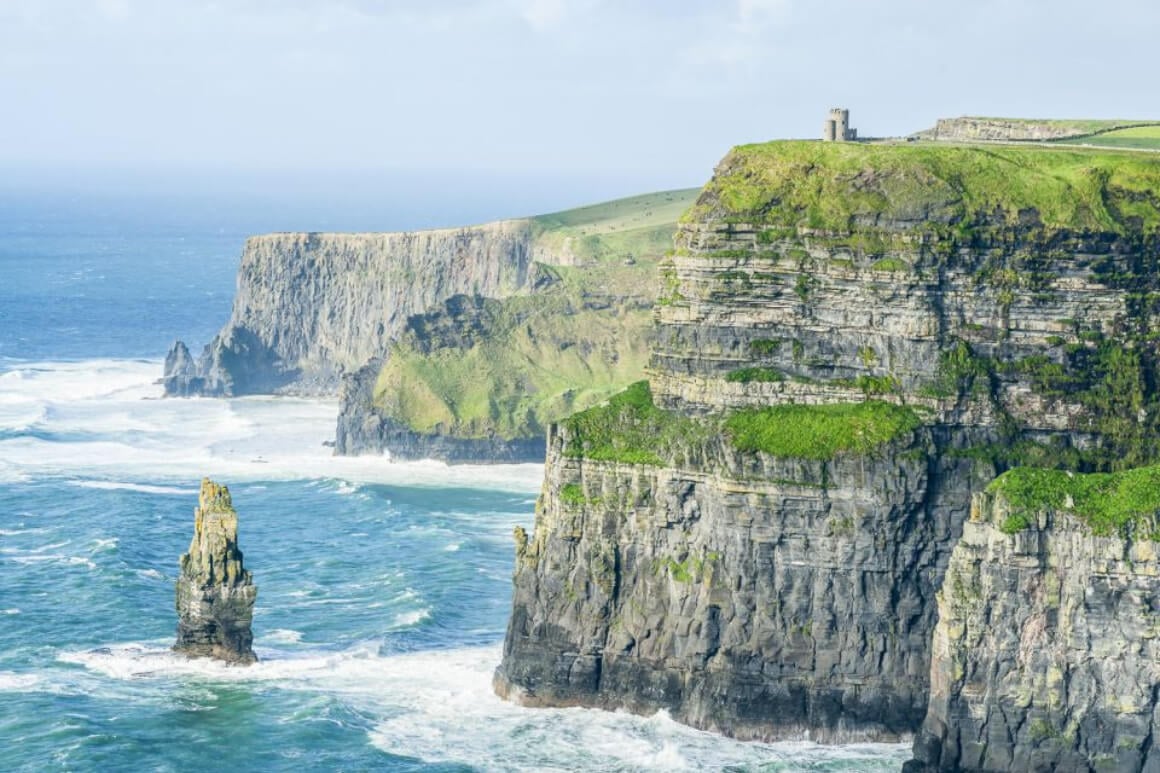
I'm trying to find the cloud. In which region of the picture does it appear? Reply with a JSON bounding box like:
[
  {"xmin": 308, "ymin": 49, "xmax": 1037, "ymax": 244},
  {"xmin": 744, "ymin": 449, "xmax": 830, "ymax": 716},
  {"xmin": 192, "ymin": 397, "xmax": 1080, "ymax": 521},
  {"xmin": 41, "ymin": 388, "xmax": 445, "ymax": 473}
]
[
  {"xmin": 94, "ymin": 0, "xmax": 131, "ymax": 20},
  {"xmin": 518, "ymin": 0, "xmax": 568, "ymax": 29}
]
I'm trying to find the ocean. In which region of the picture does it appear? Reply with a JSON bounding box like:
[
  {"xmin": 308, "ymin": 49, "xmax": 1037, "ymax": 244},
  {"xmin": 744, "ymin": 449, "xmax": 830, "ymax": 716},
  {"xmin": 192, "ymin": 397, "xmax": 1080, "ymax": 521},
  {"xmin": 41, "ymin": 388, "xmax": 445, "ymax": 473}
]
[{"xmin": 0, "ymin": 186, "xmax": 908, "ymax": 771}]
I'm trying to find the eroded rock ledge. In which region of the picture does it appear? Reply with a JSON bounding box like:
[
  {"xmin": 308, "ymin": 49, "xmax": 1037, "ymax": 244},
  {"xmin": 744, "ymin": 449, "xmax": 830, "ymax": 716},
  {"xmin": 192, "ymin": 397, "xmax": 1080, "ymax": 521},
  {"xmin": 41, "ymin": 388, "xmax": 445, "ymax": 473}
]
[{"xmin": 174, "ymin": 478, "xmax": 257, "ymax": 665}]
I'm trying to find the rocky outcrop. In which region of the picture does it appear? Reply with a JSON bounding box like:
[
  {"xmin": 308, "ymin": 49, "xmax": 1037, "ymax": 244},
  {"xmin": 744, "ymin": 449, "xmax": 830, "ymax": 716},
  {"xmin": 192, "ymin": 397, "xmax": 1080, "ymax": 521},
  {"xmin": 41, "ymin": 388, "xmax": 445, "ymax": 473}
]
[
  {"xmin": 336, "ymin": 358, "xmax": 547, "ymax": 463},
  {"xmin": 164, "ymin": 223, "xmax": 539, "ymax": 396},
  {"xmin": 496, "ymin": 141, "xmax": 1160, "ymax": 743},
  {"xmin": 174, "ymin": 478, "xmax": 257, "ymax": 665},
  {"xmin": 908, "ymin": 485, "xmax": 1160, "ymax": 772}
]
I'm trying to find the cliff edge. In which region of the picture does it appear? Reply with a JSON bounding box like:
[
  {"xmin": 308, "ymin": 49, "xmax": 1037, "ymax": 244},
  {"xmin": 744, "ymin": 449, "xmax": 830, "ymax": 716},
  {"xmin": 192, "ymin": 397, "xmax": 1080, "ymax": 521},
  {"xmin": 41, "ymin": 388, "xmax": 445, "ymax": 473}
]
[
  {"xmin": 164, "ymin": 223, "xmax": 538, "ymax": 397},
  {"xmin": 496, "ymin": 140, "xmax": 1160, "ymax": 743}
]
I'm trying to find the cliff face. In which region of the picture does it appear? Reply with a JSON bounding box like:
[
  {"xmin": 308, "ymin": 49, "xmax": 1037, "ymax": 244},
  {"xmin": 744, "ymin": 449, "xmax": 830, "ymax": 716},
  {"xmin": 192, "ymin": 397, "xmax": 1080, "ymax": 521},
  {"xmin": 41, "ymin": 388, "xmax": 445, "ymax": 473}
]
[
  {"xmin": 496, "ymin": 141, "xmax": 1160, "ymax": 742},
  {"xmin": 496, "ymin": 412, "xmax": 971, "ymax": 741},
  {"xmin": 916, "ymin": 117, "xmax": 1157, "ymax": 143},
  {"xmin": 174, "ymin": 478, "xmax": 257, "ymax": 665},
  {"xmin": 909, "ymin": 481, "xmax": 1160, "ymax": 772},
  {"xmin": 164, "ymin": 223, "xmax": 538, "ymax": 396}
]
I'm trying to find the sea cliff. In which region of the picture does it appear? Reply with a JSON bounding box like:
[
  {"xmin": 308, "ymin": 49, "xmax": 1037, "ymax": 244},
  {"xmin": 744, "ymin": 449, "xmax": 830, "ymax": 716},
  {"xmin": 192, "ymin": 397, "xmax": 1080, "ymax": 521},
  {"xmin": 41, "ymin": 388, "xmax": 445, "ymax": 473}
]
[
  {"xmin": 164, "ymin": 223, "xmax": 538, "ymax": 396},
  {"xmin": 909, "ymin": 471, "xmax": 1160, "ymax": 772},
  {"xmin": 496, "ymin": 140, "xmax": 1160, "ymax": 747},
  {"xmin": 165, "ymin": 190, "xmax": 697, "ymax": 462}
]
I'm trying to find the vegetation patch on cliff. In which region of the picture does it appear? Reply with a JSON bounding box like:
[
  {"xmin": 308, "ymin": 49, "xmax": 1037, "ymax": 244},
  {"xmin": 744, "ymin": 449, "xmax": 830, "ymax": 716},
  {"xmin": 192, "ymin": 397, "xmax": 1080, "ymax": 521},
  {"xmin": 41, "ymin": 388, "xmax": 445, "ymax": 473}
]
[
  {"xmin": 686, "ymin": 141, "xmax": 1160, "ymax": 234},
  {"xmin": 561, "ymin": 381, "xmax": 710, "ymax": 465},
  {"xmin": 374, "ymin": 270, "xmax": 654, "ymax": 440},
  {"xmin": 369, "ymin": 189, "xmax": 700, "ymax": 444},
  {"xmin": 988, "ymin": 465, "xmax": 1160, "ymax": 536},
  {"xmin": 724, "ymin": 401, "xmax": 921, "ymax": 460}
]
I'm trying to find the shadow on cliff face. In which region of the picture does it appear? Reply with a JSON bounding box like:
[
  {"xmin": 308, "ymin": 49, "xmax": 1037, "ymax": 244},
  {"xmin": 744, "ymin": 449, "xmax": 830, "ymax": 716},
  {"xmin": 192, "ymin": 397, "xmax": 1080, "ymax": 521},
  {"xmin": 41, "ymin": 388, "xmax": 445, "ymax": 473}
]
[{"xmin": 164, "ymin": 326, "xmax": 298, "ymax": 398}]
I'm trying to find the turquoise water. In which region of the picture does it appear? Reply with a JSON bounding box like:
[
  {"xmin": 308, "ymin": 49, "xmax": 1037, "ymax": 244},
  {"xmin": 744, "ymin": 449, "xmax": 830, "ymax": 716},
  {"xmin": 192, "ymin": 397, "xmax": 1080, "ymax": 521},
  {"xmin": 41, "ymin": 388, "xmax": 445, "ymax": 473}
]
[{"xmin": 0, "ymin": 193, "xmax": 908, "ymax": 771}]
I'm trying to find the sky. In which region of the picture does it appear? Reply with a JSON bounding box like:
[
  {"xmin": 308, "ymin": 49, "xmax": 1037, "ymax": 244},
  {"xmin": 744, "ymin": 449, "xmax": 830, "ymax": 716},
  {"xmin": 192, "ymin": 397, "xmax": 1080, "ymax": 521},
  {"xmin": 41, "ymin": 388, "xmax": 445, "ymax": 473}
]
[{"xmin": 1, "ymin": 0, "xmax": 1158, "ymax": 211}]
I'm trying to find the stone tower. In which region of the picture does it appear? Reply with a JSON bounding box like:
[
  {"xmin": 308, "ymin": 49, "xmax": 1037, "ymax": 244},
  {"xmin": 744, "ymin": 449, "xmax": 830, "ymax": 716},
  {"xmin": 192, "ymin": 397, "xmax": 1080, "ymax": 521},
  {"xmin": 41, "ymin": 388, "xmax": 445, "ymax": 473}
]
[{"xmin": 823, "ymin": 108, "xmax": 857, "ymax": 142}]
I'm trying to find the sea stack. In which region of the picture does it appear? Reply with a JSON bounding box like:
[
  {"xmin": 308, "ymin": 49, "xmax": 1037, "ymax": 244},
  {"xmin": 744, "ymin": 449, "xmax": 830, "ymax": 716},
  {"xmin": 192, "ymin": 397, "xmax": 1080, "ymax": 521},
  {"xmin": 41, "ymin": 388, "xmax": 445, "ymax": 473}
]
[{"xmin": 174, "ymin": 478, "xmax": 257, "ymax": 665}]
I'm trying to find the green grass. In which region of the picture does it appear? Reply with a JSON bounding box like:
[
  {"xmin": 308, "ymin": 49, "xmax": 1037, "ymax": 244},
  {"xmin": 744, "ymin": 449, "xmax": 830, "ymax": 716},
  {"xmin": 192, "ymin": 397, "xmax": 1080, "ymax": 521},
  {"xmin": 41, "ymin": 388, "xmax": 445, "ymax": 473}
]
[
  {"xmin": 685, "ymin": 141, "xmax": 1160, "ymax": 234},
  {"xmin": 531, "ymin": 188, "xmax": 700, "ymax": 264},
  {"xmin": 1057, "ymin": 125, "xmax": 1160, "ymax": 151},
  {"xmin": 870, "ymin": 257, "xmax": 908, "ymax": 272},
  {"xmin": 988, "ymin": 465, "xmax": 1160, "ymax": 536},
  {"xmin": 368, "ymin": 188, "xmax": 705, "ymax": 442},
  {"xmin": 561, "ymin": 381, "xmax": 710, "ymax": 466},
  {"xmin": 725, "ymin": 367, "xmax": 784, "ymax": 383},
  {"xmin": 373, "ymin": 261, "xmax": 655, "ymax": 440},
  {"xmin": 560, "ymin": 483, "xmax": 587, "ymax": 507},
  {"xmin": 724, "ymin": 401, "xmax": 921, "ymax": 460}
]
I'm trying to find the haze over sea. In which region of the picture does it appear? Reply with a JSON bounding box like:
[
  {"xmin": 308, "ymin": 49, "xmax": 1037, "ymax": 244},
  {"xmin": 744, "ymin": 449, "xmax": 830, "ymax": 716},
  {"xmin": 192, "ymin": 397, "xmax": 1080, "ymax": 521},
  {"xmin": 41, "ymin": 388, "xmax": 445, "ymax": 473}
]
[{"xmin": 0, "ymin": 181, "xmax": 908, "ymax": 771}]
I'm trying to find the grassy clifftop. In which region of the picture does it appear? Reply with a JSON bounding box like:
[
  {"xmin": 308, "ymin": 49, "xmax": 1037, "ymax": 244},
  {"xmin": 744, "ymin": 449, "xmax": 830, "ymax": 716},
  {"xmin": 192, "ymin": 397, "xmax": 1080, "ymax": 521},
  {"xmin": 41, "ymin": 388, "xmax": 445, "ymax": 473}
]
[
  {"xmin": 687, "ymin": 141, "xmax": 1160, "ymax": 233},
  {"xmin": 368, "ymin": 190, "xmax": 696, "ymax": 443},
  {"xmin": 531, "ymin": 189, "xmax": 699, "ymax": 263},
  {"xmin": 988, "ymin": 465, "xmax": 1160, "ymax": 537}
]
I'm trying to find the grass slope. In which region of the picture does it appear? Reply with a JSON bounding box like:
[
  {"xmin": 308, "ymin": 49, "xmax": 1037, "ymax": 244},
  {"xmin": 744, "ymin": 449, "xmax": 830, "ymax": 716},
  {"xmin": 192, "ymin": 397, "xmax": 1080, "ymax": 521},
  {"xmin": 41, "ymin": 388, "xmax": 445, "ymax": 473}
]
[
  {"xmin": 532, "ymin": 188, "xmax": 700, "ymax": 264},
  {"xmin": 688, "ymin": 141, "xmax": 1160, "ymax": 233},
  {"xmin": 374, "ymin": 263, "xmax": 655, "ymax": 440},
  {"xmin": 372, "ymin": 189, "xmax": 697, "ymax": 441}
]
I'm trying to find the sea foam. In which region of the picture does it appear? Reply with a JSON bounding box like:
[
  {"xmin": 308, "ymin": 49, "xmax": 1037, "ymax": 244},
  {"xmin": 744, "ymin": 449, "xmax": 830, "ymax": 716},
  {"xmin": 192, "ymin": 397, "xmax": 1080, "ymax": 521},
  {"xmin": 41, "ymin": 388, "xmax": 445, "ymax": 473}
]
[
  {"xmin": 0, "ymin": 359, "xmax": 543, "ymax": 493},
  {"xmin": 55, "ymin": 642, "xmax": 910, "ymax": 771}
]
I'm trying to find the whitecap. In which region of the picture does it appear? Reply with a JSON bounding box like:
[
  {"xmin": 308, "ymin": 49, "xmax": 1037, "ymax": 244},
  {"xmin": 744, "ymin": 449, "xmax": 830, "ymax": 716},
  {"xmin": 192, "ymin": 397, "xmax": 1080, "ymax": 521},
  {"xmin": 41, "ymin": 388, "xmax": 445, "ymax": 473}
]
[
  {"xmin": 71, "ymin": 481, "xmax": 197, "ymax": 496},
  {"xmin": 3, "ymin": 608, "xmax": 20, "ymax": 615},
  {"xmin": 6, "ymin": 554, "xmax": 97, "ymax": 570},
  {"xmin": 390, "ymin": 609, "xmax": 430, "ymax": 629},
  {"xmin": 0, "ymin": 358, "xmax": 543, "ymax": 493},
  {"xmin": 265, "ymin": 629, "xmax": 304, "ymax": 644},
  {"xmin": 58, "ymin": 642, "xmax": 909, "ymax": 770},
  {"xmin": 333, "ymin": 480, "xmax": 360, "ymax": 496},
  {"xmin": 0, "ymin": 671, "xmax": 41, "ymax": 692}
]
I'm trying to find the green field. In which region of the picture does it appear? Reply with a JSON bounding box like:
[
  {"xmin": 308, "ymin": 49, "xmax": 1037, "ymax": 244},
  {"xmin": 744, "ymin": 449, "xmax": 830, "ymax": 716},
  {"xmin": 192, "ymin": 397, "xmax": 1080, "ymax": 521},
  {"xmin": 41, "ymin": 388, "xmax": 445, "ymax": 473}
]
[
  {"xmin": 531, "ymin": 188, "xmax": 700, "ymax": 263},
  {"xmin": 690, "ymin": 140, "xmax": 1160, "ymax": 234},
  {"xmin": 1057, "ymin": 124, "xmax": 1160, "ymax": 150}
]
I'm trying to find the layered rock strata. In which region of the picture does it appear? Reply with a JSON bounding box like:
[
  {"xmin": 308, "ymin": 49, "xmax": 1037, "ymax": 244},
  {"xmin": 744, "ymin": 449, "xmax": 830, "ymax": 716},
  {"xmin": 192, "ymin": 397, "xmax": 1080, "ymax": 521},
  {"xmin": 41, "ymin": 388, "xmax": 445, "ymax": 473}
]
[
  {"xmin": 496, "ymin": 416, "xmax": 974, "ymax": 741},
  {"xmin": 908, "ymin": 485, "xmax": 1160, "ymax": 772},
  {"xmin": 497, "ymin": 141, "xmax": 1160, "ymax": 742},
  {"xmin": 164, "ymin": 223, "xmax": 538, "ymax": 396},
  {"xmin": 174, "ymin": 478, "xmax": 257, "ymax": 665}
]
